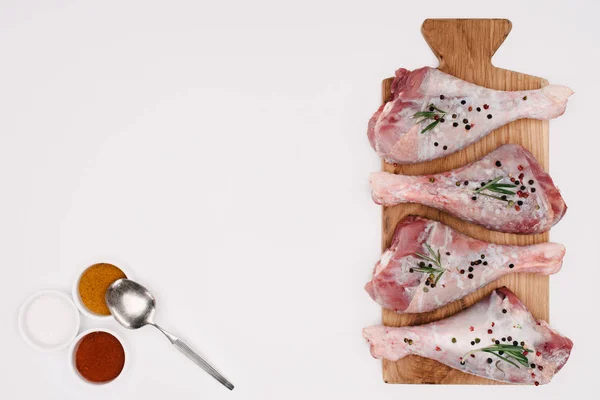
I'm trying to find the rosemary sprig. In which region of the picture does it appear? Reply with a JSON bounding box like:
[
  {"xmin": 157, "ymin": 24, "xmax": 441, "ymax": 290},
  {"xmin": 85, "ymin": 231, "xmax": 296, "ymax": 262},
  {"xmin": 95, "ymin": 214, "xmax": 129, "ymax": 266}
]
[
  {"xmin": 473, "ymin": 176, "xmax": 515, "ymax": 201},
  {"xmin": 412, "ymin": 104, "xmax": 447, "ymax": 134},
  {"xmin": 413, "ymin": 244, "xmax": 446, "ymax": 285},
  {"xmin": 462, "ymin": 344, "xmax": 531, "ymax": 370}
]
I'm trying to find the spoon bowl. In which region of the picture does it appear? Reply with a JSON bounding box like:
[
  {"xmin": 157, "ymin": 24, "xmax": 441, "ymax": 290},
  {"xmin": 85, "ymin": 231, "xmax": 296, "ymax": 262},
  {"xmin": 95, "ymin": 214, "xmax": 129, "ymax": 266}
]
[{"xmin": 106, "ymin": 279, "xmax": 156, "ymax": 329}]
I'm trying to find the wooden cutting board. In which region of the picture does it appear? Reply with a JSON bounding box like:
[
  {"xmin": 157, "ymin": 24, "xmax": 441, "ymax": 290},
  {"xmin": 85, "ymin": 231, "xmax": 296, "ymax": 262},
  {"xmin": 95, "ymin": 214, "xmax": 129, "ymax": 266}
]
[{"xmin": 380, "ymin": 19, "xmax": 550, "ymax": 385}]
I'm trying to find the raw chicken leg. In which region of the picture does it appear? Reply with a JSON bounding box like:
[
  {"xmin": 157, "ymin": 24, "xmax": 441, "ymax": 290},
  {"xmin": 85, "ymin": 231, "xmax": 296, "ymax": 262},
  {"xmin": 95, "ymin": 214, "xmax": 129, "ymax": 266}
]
[
  {"xmin": 370, "ymin": 144, "xmax": 566, "ymax": 234},
  {"xmin": 363, "ymin": 287, "xmax": 572, "ymax": 385},
  {"xmin": 368, "ymin": 67, "xmax": 573, "ymax": 164},
  {"xmin": 365, "ymin": 216, "xmax": 565, "ymax": 313}
]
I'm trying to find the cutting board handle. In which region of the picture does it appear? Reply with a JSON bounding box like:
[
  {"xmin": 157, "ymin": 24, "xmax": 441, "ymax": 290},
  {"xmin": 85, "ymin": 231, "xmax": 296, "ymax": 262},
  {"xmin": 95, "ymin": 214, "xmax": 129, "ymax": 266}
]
[{"xmin": 421, "ymin": 19, "xmax": 512, "ymax": 73}]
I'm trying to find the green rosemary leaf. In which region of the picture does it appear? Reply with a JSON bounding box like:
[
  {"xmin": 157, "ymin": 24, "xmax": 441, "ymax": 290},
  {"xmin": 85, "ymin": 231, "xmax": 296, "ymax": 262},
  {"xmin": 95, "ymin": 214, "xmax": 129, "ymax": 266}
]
[{"xmin": 421, "ymin": 120, "xmax": 439, "ymax": 134}]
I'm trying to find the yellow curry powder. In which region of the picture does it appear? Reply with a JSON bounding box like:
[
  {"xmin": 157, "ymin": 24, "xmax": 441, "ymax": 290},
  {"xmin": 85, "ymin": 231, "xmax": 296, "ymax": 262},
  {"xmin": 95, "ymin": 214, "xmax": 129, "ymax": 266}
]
[{"xmin": 78, "ymin": 263, "xmax": 127, "ymax": 315}]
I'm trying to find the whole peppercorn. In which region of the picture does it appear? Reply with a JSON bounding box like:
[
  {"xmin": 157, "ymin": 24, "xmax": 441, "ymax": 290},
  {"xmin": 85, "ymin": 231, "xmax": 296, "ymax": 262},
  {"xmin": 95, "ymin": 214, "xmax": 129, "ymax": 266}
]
[
  {"xmin": 463, "ymin": 119, "xmax": 468, "ymax": 124},
  {"xmin": 507, "ymin": 336, "xmax": 512, "ymax": 341},
  {"xmin": 453, "ymin": 122, "xmax": 459, "ymax": 127},
  {"xmin": 443, "ymin": 145, "xmax": 448, "ymax": 150},
  {"xmin": 517, "ymin": 201, "xmax": 523, "ymax": 206},
  {"xmin": 531, "ymin": 188, "xmax": 536, "ymax": 193},
  {"xmin": 481, "ymin": 255, "xmax": 485, "ymax": 259},
  {"xmin": 513, "ymin": 341, "xmax": 519, "ymax": 346},
  {"xmin": 501, "ymin": 337, "xmax": 506, "ymax": 342},
  {"xmin": 471, "ymin": 196, "xmax": 477, "ymax": 201},
  {"xmin": 483, "ymin": 261, "xmax": 488, "ymax": 265},
  {"xmin": 531, "ymin": 363, "xmax": 536, "ymax": 368},
  {"xmin": 419, "ymin": 262, "xmax": 425, "ymax": 267},
  {"xmin": 465, "ymin": 125, "xmax": 471, "ymax": 130},
  {"xmin": 468, "ymin": 267, "xmax": 474, "ymax": 272},
  {"xmin": 468, "ymin": 273, "xmax": 474, "ymax": 279},
  {"xmin": 483, "ymin": 104, "xmax": 489, "ymax": 109},
  {"xmin": 464, "ymin": 181, "xmax": 469, "ymax": 185},
  {"xmin": 509, "ymin": 263, "xmax": 514, "ymax": 268},
  {"xmin": 477, "ymin": 107, "xmax": 481, "ymax": 112},
  {"xmin": 434, "ymin": 142, "xmax": 439, "ymax": 146},
  {"xmin": 502, "ymin": 309, "xmax": 507, "ymax": 314},
  {"xmin": 471, "ymin": 341, "xmax": 475, "ymax": 346},
  {"xmin": 487, "ymin": 114, "xmax": 492, "ymax": 119},
  {"xmin": 495, "ymin": 160, "xmax": 502, "ymax": 167},
  {"xmin": 495, "ymin": 340, "xmax": 500, "ymax": 345},
  {"xmin": 440, "ymin": 95, "xmax": 445, "ymax": 100},
  {"xmin": 487, "ymin": 358, "xmax": 493, "ymax": 364},
  {"xmin": 452, "ymin": 114, "xmax": 457, "ymax": 119},
  {"xmin": 461, "ymin": 100, "xmax": 466, "ymax": 105},
  {"xmin": 538, "ymin": 366, "xmax": 544, "ymax": 371},
  {"xmin": 528, "ymin": 180, "xmax": 534, "ymax": 185},
  {"xmin": 460, "ymin": 269, "xmax": 465, "ymax": 274},
  {"xmin": 534, "ymin": 381, "xmax": 539, "ymax": 386},
  {"xmin": 429, "ymin": 106, "xmax": 434, "ymax": 111},
  {"xmin": 446, "ymin": 252, "xmax": 450, "ymax": 256},
  {"xmin": 440, "ymin": 118, "xmax": 445, "ymax": 123},
  {"xmin": 452, "ymin": 337, "xmax": 457, "ymax": 343},
  {"xmin": 409, "ymin": 268, "xmax": 414, "ymax": 273}
]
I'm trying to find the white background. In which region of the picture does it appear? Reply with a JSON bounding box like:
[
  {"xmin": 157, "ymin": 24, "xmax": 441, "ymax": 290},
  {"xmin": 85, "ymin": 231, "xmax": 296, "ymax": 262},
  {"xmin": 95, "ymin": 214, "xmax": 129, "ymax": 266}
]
[{"xmin": 1, "ymin": 0, "xmax": 598, "ymax": 399}]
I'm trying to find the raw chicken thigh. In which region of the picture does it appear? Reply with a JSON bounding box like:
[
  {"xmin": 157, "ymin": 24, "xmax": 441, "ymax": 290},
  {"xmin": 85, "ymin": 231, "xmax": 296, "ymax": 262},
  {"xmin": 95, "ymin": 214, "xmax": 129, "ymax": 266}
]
[
  {"xmin": 363, "ymin": 287, "xmax": 572, "ymax": 385},
  {"xmin": 370, "ymin": 144, "xmax": 566, "ymax": 234},
  {"xmin": 365, "ymin": 216, "xmax": 565, "ymax": 313},
  {"xmin": 368, "ymin": 67, "xmax": 573, "ymax": 164}
]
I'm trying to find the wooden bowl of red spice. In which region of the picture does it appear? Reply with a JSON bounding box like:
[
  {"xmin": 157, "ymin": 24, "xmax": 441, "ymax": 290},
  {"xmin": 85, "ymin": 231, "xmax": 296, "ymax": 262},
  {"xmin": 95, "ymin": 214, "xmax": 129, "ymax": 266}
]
[{"xmin": 68, "ymin": 328, "xmax": 128, "ymax": 385}]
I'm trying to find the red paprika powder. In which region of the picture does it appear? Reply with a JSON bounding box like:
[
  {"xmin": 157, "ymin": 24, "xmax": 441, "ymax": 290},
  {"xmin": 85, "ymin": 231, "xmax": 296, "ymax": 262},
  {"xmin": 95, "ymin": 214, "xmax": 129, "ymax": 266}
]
[{"xmin": 75, "ymin": 331, "xmax": 125, "ymax": 383}]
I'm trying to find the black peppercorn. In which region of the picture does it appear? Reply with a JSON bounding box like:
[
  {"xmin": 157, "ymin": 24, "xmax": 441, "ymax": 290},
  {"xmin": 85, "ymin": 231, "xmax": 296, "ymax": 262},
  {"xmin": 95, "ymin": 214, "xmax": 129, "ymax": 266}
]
[
  {"xmin": 520, "ymin": 185, "xmax": 525, "ymax": 190},
  {"xmin": 443, "ymin": 145, "xmax": 448, "ymax": 150},
  {"xmin": 453, "ymin": 122, "xmax": 459, "ymax": 127},
  {"xmin": 514, "ymin": 180, "xmax": 520, "ymax": 185},
  {"xmin": 465, "ymin": 125, "xmax": 471, "ymax": 130},
  {"xmin": 507, "ymin": 336, "xmax": 512, "ymax": 341},
  {"xmin": 477, "ymin": 107, "xmax": 481, "ymax": 112},
  {"xmin": 531, "ymin": 363, "xmax": 536, "ymax": 368},
  {"xmin": 446, "ymin": 252, "xmax": 450, "ymax": 256},
  {"xmin": 487, "ymin": 114, "xmax": 492, "ymax": 119},
  {"xmin": 521, "ymin": 341, "xmax": 525, "ymax": 346},
  {"xmin": 501, "ymin": 337, "xmax": 506, "ymax": 342},
  {"xmin": 430, "ymin": 283, "xmax": 436, "ymax": 288},
  {"xmin": 468, "ymin": 273, "xmax": 474, "ymax": 279},
  {"xmin": 495, "ymin": 340, "xmax": 500, "ymax": 345},
  {"xmin": 471, "ymin": 341, "xmax": 475, "ymax": 346},
  {"xmin": 440, "ymin": 118, "xmax": 445, "ymax": 123},
  {"xmin": 487, "ymin": 358, "xmax": 493, "ymax": 364},
  {"xmin": 483, "ymin": 261, "xmax": 488, "ymax": 265},
  {"xmin": 468, "ymin": 267, "xmax": 474, "ymax": 272},
  {"xmin": 531, "ymin": 188, "xmax": 536, "ymax": 193},
  {"xmin": 513, "ymin": 341, "xmax": 518, "ymax": 346},
  {"xmin": 434, "ymin": 142, "xmax": 439, "ymax": 146},
  {"xmin": 429, "ymin": 106, "xmax": 434, "ymax": 111},
  {"xmin": 440, "ymin": 95, "xmax": 445, "ymax": 100},
  {"xmin": 463, "ymin": 119, "xmax": 468, "ymax": 124},
  {"xmin": 495, "ymin": 161, "xmax": 502, "ymax": 167},
  {"xmin": 471, "ymin": 196, "xmax": 477, "ymax": 201},
  {"xmin": 452, "ymin": 114, "xmax": 457, "ymax": 119},
  {"xmin": 460, "ymin": 269, "xmax": 465, "ymax": 274},
  {"xmin": 409, "ymin": 268, "xmax": 414, "ymax": 273},
  {"xmin": 517, "ymin": 201, "xmax": 523, "ymax": 206},
  {"xmin": 461, "ymin": 100, "xmax": 466, "ymax": 105},
  {"xmin": 501, "ymin": 195, "xmax": 507, "ymax": 200},
  {"xmin": 499, "ymin": 351, "xmax": 504, "ymax": 355},
  {"xmin": 528, "ymin": 180, "xmax": 534, "ymax": 185},
  {"xmin": 480, "ymin": 182, "xmax": 485, "ymax": 187},
  {"xmin": 464, "ymin": 181, "xmax": 469, "ymax": 185},
  {"xmin": 481, "ymin": 255, "xmax": 485, "ymax": 259},
  {"xmin": 419, "ymin": 262, "xmax": 425, "ymax": 267},
  {"xmin": 502, "ymin": 309, "xmax": 507, "ymax": 314},
  {"xmin": 509, "ymin": 263, "xmax": 514, "ymax": 268}
]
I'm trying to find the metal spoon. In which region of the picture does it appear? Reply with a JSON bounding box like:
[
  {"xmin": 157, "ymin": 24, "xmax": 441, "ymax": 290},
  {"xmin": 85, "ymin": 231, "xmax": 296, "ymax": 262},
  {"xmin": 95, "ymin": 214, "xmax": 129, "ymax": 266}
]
[{"xmin": 106, "ymin": 278, "xmax": 234, "ymax": 390}]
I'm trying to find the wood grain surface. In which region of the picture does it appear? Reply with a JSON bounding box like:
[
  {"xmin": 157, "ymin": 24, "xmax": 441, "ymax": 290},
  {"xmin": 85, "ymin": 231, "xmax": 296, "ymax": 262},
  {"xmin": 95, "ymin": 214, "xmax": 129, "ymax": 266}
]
[{"xmin": 380, "ymin": 19, "xmax": 550, "ymax": 385}]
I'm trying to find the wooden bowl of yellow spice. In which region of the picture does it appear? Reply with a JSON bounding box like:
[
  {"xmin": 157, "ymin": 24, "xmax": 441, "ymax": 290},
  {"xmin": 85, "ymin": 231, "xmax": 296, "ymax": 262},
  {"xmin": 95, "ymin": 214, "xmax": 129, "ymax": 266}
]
[{"xmin": 72, "ymin": 262, "xmax": 129, "ymax": 319}]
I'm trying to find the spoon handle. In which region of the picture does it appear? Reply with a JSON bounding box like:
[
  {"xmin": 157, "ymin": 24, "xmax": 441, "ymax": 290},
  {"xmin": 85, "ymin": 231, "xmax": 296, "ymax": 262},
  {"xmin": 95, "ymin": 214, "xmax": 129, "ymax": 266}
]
[
  {"xmin": 152, "ymin": 324, "xmax": 234, "ymax": 390},
  {"xmin": 173, "ymin": 339, "xmax": 235, "ymax": 390}
]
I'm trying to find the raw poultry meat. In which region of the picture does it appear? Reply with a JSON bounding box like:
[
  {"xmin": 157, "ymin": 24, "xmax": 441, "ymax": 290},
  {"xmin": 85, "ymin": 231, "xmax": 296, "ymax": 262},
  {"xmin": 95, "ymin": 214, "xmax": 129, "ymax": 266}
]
[
  {"xmin": 370, "ymin": 144, "xmax": 566, "ymax": 234},
  {"xmin": 365, "ymin": 216, "xmax": 565, "ymax": 313},
  {"xmin": 363, "ymin": 287, "xmax": 572, "ymax": 385},
  {"xmin": 368, "ymin": 67, "xmax": 573, "ymax": 164}
]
